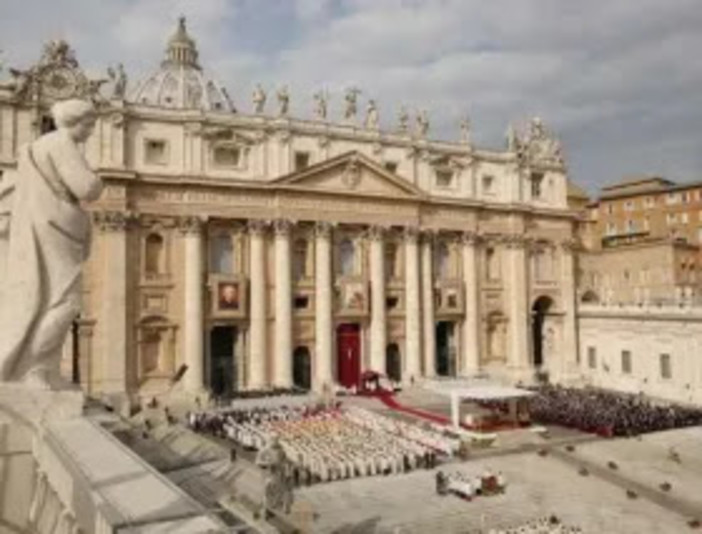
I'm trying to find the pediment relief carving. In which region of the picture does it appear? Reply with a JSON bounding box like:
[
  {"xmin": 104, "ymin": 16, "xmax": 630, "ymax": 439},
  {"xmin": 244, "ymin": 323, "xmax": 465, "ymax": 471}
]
[{"xmin": 273, "ymin": 152, "xmax": 426, "ymax": 200}]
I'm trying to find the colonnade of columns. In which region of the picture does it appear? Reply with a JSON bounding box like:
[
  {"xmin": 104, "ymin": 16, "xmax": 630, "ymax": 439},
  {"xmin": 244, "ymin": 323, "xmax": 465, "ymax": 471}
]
[{"xmin": 178, "ymin": 218, "xmax": 533, "ymax": 393}]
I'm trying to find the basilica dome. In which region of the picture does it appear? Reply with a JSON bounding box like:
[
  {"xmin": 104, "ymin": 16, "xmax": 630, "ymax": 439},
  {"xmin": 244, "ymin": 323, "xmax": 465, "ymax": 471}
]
[{"xmin": 130, "ymin": 17, "xmax": 235, "ymax": 112}]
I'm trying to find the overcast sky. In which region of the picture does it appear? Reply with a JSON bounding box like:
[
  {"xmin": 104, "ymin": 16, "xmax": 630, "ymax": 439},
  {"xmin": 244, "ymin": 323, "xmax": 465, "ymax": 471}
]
[{"xmin": 2, "ymin": 0, "xmax": 701, "ymax": 194}]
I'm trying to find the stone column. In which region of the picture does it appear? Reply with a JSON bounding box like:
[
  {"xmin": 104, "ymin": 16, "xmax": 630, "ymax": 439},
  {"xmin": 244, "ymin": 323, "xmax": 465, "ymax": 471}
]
[
  {"xmin": 94, "ymin": 211, "xmax": 130, "ymax": 396},
  {"xmin": 559, "ymin": 238, "xmax": 579, "ymax": 381},
  {"xmin": 505, "ymin": 235, "xmax": 529, "ymax": 378},
  {"xmin": 404, "ymin": 227, "xmax": 422, "ymax": 380},
  {"xmin": 274, "ymin": 219, "xmax": 293, "ymax": 387},
  {"xmin": 248, "ymin": 220, "xmax": 268, "ymax": 389},
  {"xmin": 462, "ymin": 231, "xmax": 481, "ymax": 375},
  {"xmin": 179, "ymin": 216, "xmax": 205, "ymax": 393},
  {"xmin": 421, "ymin": 233, "xmax": 435, "ymax": 377},
  {"xmin": 369, "ymin": 225, "xmax": 387, "ymax": 374},
  {"xmin": 314, "ymin": 222, "xmax": 334, "ymax": 389}
]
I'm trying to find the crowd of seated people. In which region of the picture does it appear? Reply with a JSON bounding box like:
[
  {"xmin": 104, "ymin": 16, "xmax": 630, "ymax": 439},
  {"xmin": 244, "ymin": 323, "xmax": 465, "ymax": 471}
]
[
  {"xmin": 436, "ymin": 468, "xmax": 506, "ymax": 500},
  {"xmin": 187, "ymin": 403, "xmax": 459, "ymax": 484},
  {"xmin": 529, "ymin": 385, "xmax": 702, "ymax": 437},
  {"xmin": 225, "ymin": 387, "xmax": 308, "ymax": 400},
  {"xmin": 488, "ymin": 516, "xmax": 582, "ymax": 534}
]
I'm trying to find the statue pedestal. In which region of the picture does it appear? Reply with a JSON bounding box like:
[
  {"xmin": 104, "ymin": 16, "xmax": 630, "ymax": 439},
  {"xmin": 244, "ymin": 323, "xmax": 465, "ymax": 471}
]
[{"xmin": 0, "ymin": 385, "xmax": 84, "ymax": 428}]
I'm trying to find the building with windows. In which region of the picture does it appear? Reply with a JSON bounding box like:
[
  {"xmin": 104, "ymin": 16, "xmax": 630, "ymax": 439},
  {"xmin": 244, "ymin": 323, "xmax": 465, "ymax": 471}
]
[
  {"xmin": 577, "ymin": 304, "xmax": 702, "ymax": 405},
  {"xmin": 0, "ymin": 19, "xmax": 580, "ymax": 403}
]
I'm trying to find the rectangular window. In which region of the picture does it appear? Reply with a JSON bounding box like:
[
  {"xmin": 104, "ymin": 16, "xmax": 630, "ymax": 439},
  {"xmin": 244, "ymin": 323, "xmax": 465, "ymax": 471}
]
[
  {"xmin": 645, "ymin": 197, "xmax": 655, "ymax": 208},
  {"xmin": 212, "ymin": 145, "xmax": 241, "ymax": 167},
  {"xmin": 384, "ymin": 161, "xmax": 398, "ymax": 173},
  {"xmin": 587, "ymin": 347, "xmax": 597, "ymax": 369},
  {"xmin": 626, "ymin": 220, "xmax": 636, "ymax": 233},
  {"xmin": 681, "ymin": 212, "xmax": 689, "ymax": 224},
  {"xmin": 294, "ymin": 296, "xmax": 309, "ymax": 309},
  {"xmin": 482, "ymin": 175, "xmax": 494, "ymax": 195},
  {"xmin": 606, "ymin": 204, "xmax": 614, "ymax": 215},
  {"xmin": 643, "ymin": 217, "xmax": 650, "ymax": 232},
  {"xmin": 621, "ymin": 350, "xmax": 632, "ymax": 374},
  {"xmin": 386, "ymin": 296, "xmax": 399, "ymax": 310},
  {"xmin": 144, "ymin": 139, "xmax": 168, "ymax": 165},
  {"xmin": 660, "ymin": 353, "xmax": 672, "ymax": 379},
  {"xmin": 294, "ymin": 151, "xmax": 310, "ymax": 171},
  {"xmin": 435, "ymin": 169, "xmax": 454, "ymax": 188},
  {"xmin": 624, "ymin": 200, "xmax": 634, "ymax": 212},
  {"xmin": 531, "ymin": 172, "xmax": 544, "ymax": 199},
  {"xmin": 606, "ymin": 223, "xmax": 617, "ymax": 236}
]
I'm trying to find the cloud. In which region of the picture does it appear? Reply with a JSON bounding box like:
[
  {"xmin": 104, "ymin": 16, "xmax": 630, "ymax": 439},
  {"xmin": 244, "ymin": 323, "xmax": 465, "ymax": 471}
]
[{"xmin": 1, "ymin": 0, "xmax": 701, "ymax": 192}]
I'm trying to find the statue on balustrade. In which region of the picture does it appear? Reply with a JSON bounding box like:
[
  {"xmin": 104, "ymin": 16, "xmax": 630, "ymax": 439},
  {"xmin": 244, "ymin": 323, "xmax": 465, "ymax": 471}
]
[{"xmin": 0, "ymin": 99, "xmax": 102, "ymax": 389}]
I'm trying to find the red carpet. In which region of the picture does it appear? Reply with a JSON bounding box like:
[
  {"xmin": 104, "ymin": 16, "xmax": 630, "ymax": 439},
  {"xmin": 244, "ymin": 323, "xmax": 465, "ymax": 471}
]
[
  {"xmin": 373, "ymin": 391, "xmax": 452, "ymax": 426},
  {"xmin": 371, "ymin": 391, "xmax": 525, "ymax": 432}
]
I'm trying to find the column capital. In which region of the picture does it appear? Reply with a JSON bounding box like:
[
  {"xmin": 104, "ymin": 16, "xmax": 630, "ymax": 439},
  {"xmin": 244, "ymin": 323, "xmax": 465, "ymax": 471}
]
[
  {"xmin": 176, "ymin": 215, "xmax": 206, "ymax": 235},
  {"xmin": 560, "ymin": 237, "xmax": 579, "ymax": 252},
  {"xmin": 247, "ymin": 219, "xmax": 270, "ymax": 235},
  {"xmin": 314, "ymin": 220, "xmax": 334, "ymax": 238},
  {"xmin": 403, "ymin": 226, "xmax": 420, "ymax": 243},
  {"xmin": 93, "ymin": 210, "xmax": 135, "ymax": 232},
  {"xmin": 461, "ymin": 230, "xmax": 483, "ymax": 246},
  {"xmin": 503, "ymin": 233, "xmax": 528, "ymax": 249},
  {"xmin": 366, "ymin": 224, "xmax": 387, "ymax": 241},
  {"xmin": 273, "ymin": 218, "xmax": 294, "ymax": 236}
]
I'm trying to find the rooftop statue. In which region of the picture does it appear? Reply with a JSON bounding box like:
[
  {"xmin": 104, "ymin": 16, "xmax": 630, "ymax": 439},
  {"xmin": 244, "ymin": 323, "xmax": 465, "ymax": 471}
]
[
  {"xmin": 459, "ymin": 115, "xmax": 471, "ymax": 145},
  {"xmin": 416, "ymin": 110, "xmax": 430, "ymax": 137},
  {"xmin": 344, "ymin": 87, "xmax": 360, "ymax": 120},
  {"xmin": 0, "ymin": 99, "xmax": 102, "ymax": 389},
  {"xmin": 397, "ymin": 106, "xmax": 409, "ymax": 133},
  {"xmin": 522, "ymin": 117, "xmax": 564, "ymax": 165},
  {"xmin": 365, "ymin": 99, "xmax": 379, "ymax": 130},
  {"xmin": 107, "ymin": 63, "xmax": 128, "ymax": 100},
  {"xmin": 277, "ymin": 85, "xmax": 290, "ymax": 116},
  {"xmin": 252, "ymin": 83, "xmax": 266, "ymax": 114},
  {"xmin": 313, "ymin": 90, "xmax": 328, "ymax": 120}
]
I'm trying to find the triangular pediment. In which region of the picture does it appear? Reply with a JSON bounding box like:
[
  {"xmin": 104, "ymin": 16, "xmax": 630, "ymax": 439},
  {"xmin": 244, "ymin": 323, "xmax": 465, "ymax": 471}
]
[{"xmin": 271, "ymin": 151, "xmax": 425, "ymax": 200}]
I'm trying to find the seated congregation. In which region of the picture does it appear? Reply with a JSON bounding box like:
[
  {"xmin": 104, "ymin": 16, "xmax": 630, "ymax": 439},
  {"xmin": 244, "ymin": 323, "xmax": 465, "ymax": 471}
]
[
  {"xmin": 528, "ymin": 385, "xmax": 702, "ymax": 437},
  {"xmin": 187, "ymin": 403, "xmax": 462, "ymax": 484}
]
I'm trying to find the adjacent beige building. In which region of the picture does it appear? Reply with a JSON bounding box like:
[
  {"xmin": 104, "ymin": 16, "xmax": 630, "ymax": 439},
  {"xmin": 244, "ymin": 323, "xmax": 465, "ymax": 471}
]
[{"xmin": 0, "ymin": 19, "xmax": 580, "ymax": 403}]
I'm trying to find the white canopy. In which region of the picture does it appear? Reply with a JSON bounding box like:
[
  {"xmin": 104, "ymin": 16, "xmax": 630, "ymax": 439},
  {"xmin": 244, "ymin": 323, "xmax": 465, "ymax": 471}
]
[{"xmin": 448, "ymin": 386, "xmax": 535, "ymax": 402}]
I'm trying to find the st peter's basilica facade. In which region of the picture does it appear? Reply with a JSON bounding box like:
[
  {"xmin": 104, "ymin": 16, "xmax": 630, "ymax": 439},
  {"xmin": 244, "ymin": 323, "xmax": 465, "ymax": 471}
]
[{"xmin": 0, "ymin": 19, "xmax": 579, "ymax": 401}]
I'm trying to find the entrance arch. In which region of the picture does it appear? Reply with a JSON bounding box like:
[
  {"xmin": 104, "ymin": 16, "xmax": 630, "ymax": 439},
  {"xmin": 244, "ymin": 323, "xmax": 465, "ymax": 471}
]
[
  {"xmin": 385, "ymin": 343, "xmax": 401, "ymax": 382},
  {"xmin": 336, "ymin": 323, "xmax": 361, "ymax": 388},
  {"xmin": 531, "ymin": 296, "xmax": 554, "ymax": 368},
  {"xmin": 293, "ymin": 346, "xmax": 312, "ymax": 390},
  {"xmin": 210, "ymin": 326, "xmax": 237, "ymax": 397}
]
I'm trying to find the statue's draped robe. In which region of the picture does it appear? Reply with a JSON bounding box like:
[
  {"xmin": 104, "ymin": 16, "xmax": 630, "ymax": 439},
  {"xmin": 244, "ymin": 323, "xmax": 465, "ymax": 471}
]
[{"xmin": 0, "ymin": 130, "xmax": 102, "ymax": 381}]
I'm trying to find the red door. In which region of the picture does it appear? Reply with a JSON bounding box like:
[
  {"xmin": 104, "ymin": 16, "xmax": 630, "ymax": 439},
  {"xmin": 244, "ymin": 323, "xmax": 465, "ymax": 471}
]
[{"xmin": 337, "ymin": 323, "xmax": 361, "ymax": 388}]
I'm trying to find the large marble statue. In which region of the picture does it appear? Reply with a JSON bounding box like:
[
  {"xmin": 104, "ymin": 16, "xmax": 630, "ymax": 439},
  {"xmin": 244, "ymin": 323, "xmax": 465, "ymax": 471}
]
[{"xmin": 0, "ymin": 99, "xmax": 102, "ymax": 388}]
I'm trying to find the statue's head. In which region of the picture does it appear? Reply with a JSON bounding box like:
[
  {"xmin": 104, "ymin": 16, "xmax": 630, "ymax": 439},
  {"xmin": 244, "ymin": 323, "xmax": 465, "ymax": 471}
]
[{"xmin": 51, "ymin": 99, "xmax": 97, "ymax": 143}]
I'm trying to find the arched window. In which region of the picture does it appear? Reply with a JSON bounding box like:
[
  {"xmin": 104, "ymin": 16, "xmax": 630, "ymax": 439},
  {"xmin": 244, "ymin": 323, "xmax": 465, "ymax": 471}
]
[
  {"xmin": 384, "ymin": 242, "xmax": 397, "ymax": 280},
  {"xmin": 437, "ymin": 243, "xmax": 450, "ymax": 279},
  {"xmin": 145, "ymin": 234, "xmax": 164, "ymax": 275},
  {"xmin": 339, "ymin": 238, "xmax": 355, "ymax": 276},
  {"xmin": 293, "ymin": 238, "xmax": 308, "ymax": 281},
  {"xmin": 210, "ymin": 234, "xmax": 233, "ymax": 274}
]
